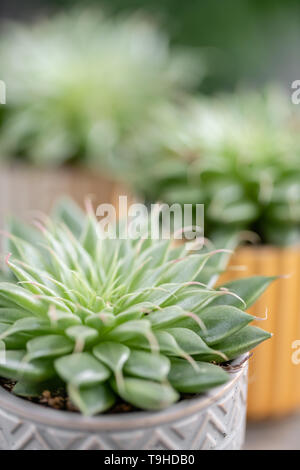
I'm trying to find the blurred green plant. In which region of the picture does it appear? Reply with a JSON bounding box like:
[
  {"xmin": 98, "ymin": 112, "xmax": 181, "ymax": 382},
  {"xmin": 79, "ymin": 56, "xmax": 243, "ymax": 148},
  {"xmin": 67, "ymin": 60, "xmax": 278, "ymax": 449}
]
[
  {"xmin": 119, "ymin": 86, "xmax": 300, "ymax": 245},
  {"xmin": 2, "ymin": 1, "xmax": 300, "ymax": 92},
  {"xmin": 0, "ymin": 9, "xmax": 202, "ymax": 166},
  {"xmin": 83, "ymin": 0, "xmax": 300, "ymax": 92},
  {"xmin": 0, "ymin": 199, "xmax": 272, "ymax": 415}
]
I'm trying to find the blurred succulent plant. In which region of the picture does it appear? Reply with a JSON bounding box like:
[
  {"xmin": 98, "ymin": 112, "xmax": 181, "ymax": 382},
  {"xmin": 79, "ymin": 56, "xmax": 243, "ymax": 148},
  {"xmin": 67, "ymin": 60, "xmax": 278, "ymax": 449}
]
[
  {"xmin": 0, "ymin": 199, "xmax": 272, "ymax": 415},
  {"xmin": 0, "ymin": 9, "xmax": 201, "ymax": 166},
  {"xmin": 123, "ymin": 87, "xmax": 300, "ymax": 245}
]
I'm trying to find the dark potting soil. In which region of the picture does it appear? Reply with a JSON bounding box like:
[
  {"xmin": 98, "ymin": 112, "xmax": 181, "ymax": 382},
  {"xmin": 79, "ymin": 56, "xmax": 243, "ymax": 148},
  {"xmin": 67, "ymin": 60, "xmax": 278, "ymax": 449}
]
[
  {"xmin": 0, "ymin": 376, "xmax": 198, "ymax": 415},
  {"xmin": 0, "ymin": 377, "xmax": 142, "ymax": 414},
  {"xmin": 0, "ymin": 357, "xmax": 247, "ymax": 415}
]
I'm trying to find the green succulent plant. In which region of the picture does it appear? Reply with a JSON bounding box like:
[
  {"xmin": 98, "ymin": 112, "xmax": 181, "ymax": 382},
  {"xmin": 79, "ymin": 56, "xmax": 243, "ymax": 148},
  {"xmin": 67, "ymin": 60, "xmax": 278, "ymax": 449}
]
[
  {"xmin": 0, "ymin": 199, "xmax": 272, "ymax": 415},
  {"xmin": 122, "ymin": 87, "xmax": 300, "ymax": 245},
  {"xmin": 0, "ymin": 9, "xmax": 201, "ymax": 167}
]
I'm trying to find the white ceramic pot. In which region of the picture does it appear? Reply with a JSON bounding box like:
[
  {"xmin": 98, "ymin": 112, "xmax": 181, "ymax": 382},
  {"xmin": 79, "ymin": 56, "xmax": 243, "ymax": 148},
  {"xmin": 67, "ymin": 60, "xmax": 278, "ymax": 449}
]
[{"xmin": 0, "ymin": 355, "xmax": 248, "ymax": 450}]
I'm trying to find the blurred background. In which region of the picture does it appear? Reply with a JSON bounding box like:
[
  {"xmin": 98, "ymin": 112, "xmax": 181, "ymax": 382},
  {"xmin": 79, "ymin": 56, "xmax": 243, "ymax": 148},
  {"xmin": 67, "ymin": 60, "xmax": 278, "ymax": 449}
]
[
  {"xmin": 1, "ymin": 0, "xmax": 300, "ymax": 450},
  {"xmin": 1, "ymin": 0, "xmax": 300, "ymax": 92}
]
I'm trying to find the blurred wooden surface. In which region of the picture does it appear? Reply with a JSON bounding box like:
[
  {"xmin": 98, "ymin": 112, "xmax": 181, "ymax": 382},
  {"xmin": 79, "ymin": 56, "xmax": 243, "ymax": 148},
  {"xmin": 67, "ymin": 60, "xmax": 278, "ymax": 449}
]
[
  {"xmin": 0, "ymin": 164, "xmax": 133, "ymax": 225},
  {"xmin": 245, "ymin": 413, "xmax": 300, "ymax": 450}
]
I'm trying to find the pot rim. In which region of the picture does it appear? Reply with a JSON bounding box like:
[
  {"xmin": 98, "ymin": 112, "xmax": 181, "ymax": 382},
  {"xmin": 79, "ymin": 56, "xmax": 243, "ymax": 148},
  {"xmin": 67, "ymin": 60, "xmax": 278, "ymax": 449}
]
[{"xmin": 0, "ymin": 354, "xmax": 248, "ymax": 431}]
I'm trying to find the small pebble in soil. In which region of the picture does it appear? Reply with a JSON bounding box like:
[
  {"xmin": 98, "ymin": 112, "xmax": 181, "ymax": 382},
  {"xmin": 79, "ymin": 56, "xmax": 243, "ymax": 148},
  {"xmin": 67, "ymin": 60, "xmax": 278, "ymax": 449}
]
[{"xmin": 0, "ymin": 377, "xmax": 203, "ymax": 415}]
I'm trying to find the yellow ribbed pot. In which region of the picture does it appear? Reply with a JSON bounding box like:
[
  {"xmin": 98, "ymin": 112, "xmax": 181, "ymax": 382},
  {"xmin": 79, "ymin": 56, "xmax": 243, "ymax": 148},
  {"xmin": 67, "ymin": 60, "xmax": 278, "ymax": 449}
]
[{"xmin": 220, "ymin": 246, "xmax": 300, "ymax": 420}]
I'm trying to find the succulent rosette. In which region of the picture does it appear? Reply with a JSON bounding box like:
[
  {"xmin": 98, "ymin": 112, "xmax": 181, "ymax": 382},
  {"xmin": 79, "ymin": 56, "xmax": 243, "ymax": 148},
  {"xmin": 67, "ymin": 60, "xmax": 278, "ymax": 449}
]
[
  {"xmin": 123, "ymin": 87, "xmax": 300, "ymax": 245},
  {"xmin": 0, "ymin": 200, "xmax": 272, "ymax": 415},
  {"xmin": 0, "ymin": 9, "xmax": 201, "ymax": 166}
]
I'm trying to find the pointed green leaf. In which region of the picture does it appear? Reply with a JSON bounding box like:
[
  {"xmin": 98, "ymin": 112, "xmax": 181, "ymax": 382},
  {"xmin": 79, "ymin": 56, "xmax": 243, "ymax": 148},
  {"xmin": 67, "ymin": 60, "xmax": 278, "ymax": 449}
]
[
  {"xmin": 0, "ymin": 283, "xmax": 45, "ymax": 315},
  {"xmin": 4, "ymin": 233, "xmax": 45, "ymax": 269},
  {"xmin": 153, "ymin": 330, "xmax": 182, "ymax": 355},
  {"xmin": 114, "ymin": 309, "xmax": 143, "ymax": 325},
  {"xmin": 68, "ymin": 383, "xmax": 115, "ymax": 416},
  {"xmin": 47, "ymin": 310, "xmax": 82, "ymax": 329},
  {"xmin": 124, "ymin": 350, "xmax": 170, "ymax": 381},
  {"xmin": 131, "ymin": 241, "xmax": 170, "ymax": 290},
  {"xmin": 13, "ymin": 377, "xmax": 63, "ymax": 397},
  {"xmin": 169, "ymin": 358, "xmax": 229, "ymax": 393},
  {"xmin": 174, "ymin": 289, "xmax": 224, "ymax": 312},
  {"xmin": 5, "ymin": 216, "xmax": 42, "ymax": 246},
  {"xmin": 0, "ymin": 350, "xmax": 55, "ymax": 382},
  {"xmin": 138, "ymin": 240, "xmax": 170, "ymax": 270},
  {"xmin": 213, "ymin": 276, "xmax": 276, "ymax": 309},
  {"xmin": 0, "ymin": 323, "xmax": 31, "ymax": 349},
  {"xmin": 198, "ymin": 305, "xmax": 254, "ymax": 345},
  {"xmin": 161, "ymin": 254, "xmax": 211, "ymax": 284},
  {"xmin": 198, "ymin": 325, "xmax": 272, "ymax": 362},
  {"xmin": 66, "ymin": 326, "xmax": 99, "ymax": 348},
  {"xmin": 85, "ymin": 312, "xmax": 116, "ymax": 331},
  {"xmin": 0, "ymin": 317, "xmax": 50, "ymax": 340},
  {"xmin": 0, "ymin": 308, "xmax": 31, "ymax": 324},
  {"xmin": 80, "ymin": 213, "xmax": 99, "ymax": 258},
  {"xmin": 105, "ymin": 320, "xmax": 152, "ymax": 343},
  {"xmin": 148, "ymin": 306, "xmax": 195, "ymax": 329},
  {"xmin": 52, "ymin": 197, "xmax": 85, "ymax": 238},
  {"xmin": 126, "ymin": 330, "xmax": 181, "ymax": 356},
  {"xmin": 144, "ymin": 283, "xmax": 184, "ymax": 307},
  {"xmin": 196, "ymin": 232, "xmax": 239, "ymax": 287},
  {"xmin": 93, "ymin": 342, "xmax": 130, "ymax": 373},
  {"xmin": 26, "ymin": 335, "xmax": 74, "ymax": 361},
  {"xmin": 112, "ymin": 377, "xmax": 179, "ymax": 410},
  {"xmin": 165, "ymin": 328, "xmax": 215, "ymax": 356},
  {"xmin": 55, "ymin": 352, "xmax": 110, "ymax": 386},
  {"xmin": 167, "ymin": 244, "xmax": 186, "ymax": 262},
  {"xmin": 121, "ymin": 282, "xmax": 181, "ymax": 310},
  {"xmin": 13, "ymin": 381, "xmax": 49, "ymax": 397}
]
